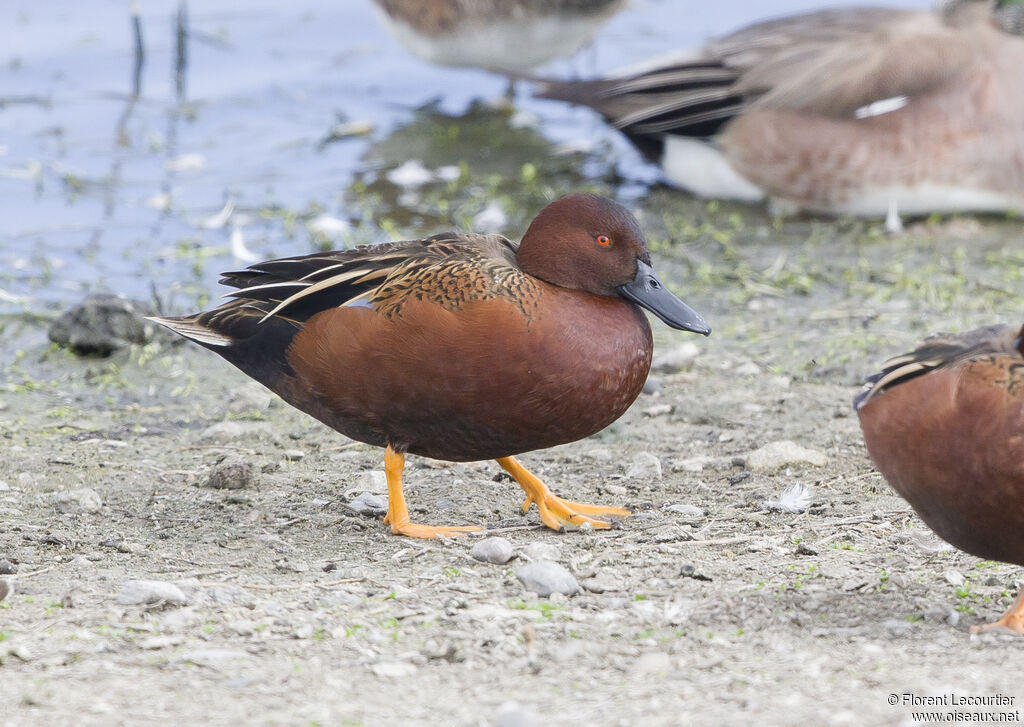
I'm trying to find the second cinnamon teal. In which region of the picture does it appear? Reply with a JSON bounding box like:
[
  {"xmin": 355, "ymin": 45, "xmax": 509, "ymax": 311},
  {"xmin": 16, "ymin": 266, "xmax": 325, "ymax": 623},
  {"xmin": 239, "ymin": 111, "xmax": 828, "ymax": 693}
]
[
  {"xmin": 856, "ymin": 323, "xmax": 1024, "ymax": 633},
  {"xmin": 152, "ymin": 194, "xmax": 709, "ymax": 538},
  {"xmin": 537, "ymin": 0, "xmax": 1024, "ymax": 218}
]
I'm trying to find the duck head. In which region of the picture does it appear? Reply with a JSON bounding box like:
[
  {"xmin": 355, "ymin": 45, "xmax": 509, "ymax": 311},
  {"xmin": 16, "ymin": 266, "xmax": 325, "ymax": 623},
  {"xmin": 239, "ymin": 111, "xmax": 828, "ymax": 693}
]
[{"xmin": 516, "ymin": 194, "xmax": 711, "ymax": 335}]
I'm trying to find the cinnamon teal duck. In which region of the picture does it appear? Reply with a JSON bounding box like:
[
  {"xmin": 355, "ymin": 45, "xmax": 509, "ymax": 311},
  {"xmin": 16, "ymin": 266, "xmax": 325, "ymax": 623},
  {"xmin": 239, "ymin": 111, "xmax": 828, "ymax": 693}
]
[
  {"xmin": 537, "ymin": 0, "xmax": 1024, "ymax": 218},
  {"xmin": 856, "ymin": 323, "xmax": 1024, "ymax": 633},
  {"xmin": 372, "ymin": 0, "xmax": 625, "ymax": 74},
  {"xmin": 152, "ymin": 194, "xmax": 710, "ymax": 539}
]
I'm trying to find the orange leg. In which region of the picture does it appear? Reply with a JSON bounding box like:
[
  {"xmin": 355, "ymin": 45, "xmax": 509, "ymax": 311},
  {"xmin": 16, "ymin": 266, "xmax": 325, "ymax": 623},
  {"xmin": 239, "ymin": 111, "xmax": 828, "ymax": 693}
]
[
  {"xmin": 972, "ymin": 586, "xmax": 1024, "ymax": 635},
  {"xmin": 382, "ymin": 446, "xmax": 481, "ymax": 539},
  {"xmin": 495, "ymin": 456, "xmax": 630, "ymax": 532}
]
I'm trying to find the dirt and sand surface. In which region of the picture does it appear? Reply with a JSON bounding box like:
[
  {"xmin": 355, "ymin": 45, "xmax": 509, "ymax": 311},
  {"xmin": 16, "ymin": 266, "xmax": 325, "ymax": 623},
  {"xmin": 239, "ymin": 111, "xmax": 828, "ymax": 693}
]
[
  {"xmin": 3, "ymin": 0, "xmax": 1022, "ymax": 724},
  {"xmin": 3, "ymin": 201, "xmax": 1023, "ymax": 726}
]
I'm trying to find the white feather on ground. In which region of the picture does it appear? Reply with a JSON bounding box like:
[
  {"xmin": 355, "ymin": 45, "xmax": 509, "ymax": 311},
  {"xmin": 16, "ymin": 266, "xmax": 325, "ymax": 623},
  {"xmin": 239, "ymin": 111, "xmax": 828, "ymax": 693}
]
[{"xmin": 761, "ymin": 483, "xmax": 812, "ymax": 513}]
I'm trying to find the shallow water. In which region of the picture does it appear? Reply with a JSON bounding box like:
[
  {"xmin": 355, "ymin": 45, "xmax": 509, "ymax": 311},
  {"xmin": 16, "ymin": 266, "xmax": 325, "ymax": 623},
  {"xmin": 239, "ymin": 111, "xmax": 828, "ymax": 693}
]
[{"xmin": 0, "ymin": 0, "xmax": 932, "ymax": 318}]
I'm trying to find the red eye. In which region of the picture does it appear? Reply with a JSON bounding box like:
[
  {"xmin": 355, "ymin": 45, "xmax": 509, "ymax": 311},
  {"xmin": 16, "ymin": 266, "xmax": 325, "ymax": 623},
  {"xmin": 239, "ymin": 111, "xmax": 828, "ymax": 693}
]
[{"xmin": 597, "ymin": 235, "xmax": 611, "ymax": 247}]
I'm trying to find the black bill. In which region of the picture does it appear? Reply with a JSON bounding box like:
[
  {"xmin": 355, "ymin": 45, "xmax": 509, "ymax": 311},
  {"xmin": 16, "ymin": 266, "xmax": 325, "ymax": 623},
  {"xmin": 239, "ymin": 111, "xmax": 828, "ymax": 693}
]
[{"xmin": 618, "ymin": 260, "xmax": 711, "ymax": 335}]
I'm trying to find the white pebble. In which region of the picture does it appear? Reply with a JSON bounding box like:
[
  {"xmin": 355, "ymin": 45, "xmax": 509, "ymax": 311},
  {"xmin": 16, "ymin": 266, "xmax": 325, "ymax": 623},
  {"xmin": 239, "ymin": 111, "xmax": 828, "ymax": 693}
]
[
  {"xmin": 52, "ymin": 488, "xmax": 102, "ymax": 514},
  {"xmin": 745, "ymin": 441, "xmax": 828, "ymax": 471},
  {"xmin": 664, "ymin": 504, "xmax": 704, "ymax": 519},
  {"xmin": 522, "ymin": 542, "xmax": 560, "ymax": 562},
  {"xmin": 651, "ymin": 342, "xmax": 700, "ymax": 372},
  {"xmin": 117, "ymin": 580, "xmax": 190, "ymax": 607},
  {"xmin": 515, "ymin": 561, "xmax": 580, "ymax": 598},
  {"xmin": 348, "ymin": 491, "xmax": 388, "ymax": 516},
  {"xmin": 470, "ymin": 537, "xmax": 514, "ymax": 564},
  {"xmin": 626, "ymin": 452, "xmax": 662, "ymax": 480}
]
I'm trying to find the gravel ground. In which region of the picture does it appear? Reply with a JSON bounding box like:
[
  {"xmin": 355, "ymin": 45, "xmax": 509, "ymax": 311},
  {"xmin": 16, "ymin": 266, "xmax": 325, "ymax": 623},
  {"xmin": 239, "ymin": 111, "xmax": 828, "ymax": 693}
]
[{"xmin": 2, "ymin": 213, "xmax": 1023, "ymax": 727}]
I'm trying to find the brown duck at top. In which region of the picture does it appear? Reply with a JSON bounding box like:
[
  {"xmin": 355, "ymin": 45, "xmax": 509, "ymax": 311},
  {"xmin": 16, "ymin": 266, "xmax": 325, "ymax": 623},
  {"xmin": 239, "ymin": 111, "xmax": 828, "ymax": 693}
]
[
  {"xmin": 153, "ymin": 194, "xmax": 709, "ymax": 538},
  {"xmin": 856, "ymin": 323, "xmax": 1024, "ymax": 634}
]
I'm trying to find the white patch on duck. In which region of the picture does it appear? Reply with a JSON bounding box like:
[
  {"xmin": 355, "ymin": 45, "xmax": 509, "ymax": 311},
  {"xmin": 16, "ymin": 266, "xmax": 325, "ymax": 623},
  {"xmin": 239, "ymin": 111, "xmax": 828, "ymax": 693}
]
[
  {"xmin": 854, "ymin": 95, "xmax": 909, "ymax": 119},
  {"xmin": 817, "ymin": 184, "xmax": 1024, "ymax": 217},
  {"xmin": 660, "ymin": 136, "xmax": 764, "ymax": 202}
]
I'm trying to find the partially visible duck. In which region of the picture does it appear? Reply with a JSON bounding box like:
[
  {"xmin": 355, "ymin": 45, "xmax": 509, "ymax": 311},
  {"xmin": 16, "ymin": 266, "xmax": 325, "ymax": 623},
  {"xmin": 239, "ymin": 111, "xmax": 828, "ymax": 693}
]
[
  {"xmin": 537, "ymin": 0, "xmax": 1024, "ymax": 218},
  {"xmin": 371, "ymin": 0, "xmax": 625, "ymax": 73},
  {"xmin": 856, "ymin": 323, "xmax": 1024, "ymax": 633},
  {"xmin": 152, "ymin": 194, "xmax": 710, "ymax": 539}
]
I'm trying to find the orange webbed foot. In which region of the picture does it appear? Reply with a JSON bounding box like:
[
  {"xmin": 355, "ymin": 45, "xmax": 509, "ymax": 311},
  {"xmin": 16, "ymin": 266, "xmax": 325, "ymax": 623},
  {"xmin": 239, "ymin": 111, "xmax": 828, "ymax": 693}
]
[
  {"xmin": 382, "ymin": 445, "xmax": 481, "ymax": 539},
  {"xmin": 383, "ymin": 517, "xmax": 482, "ymax": 539},
  {"xmin": 497, "ymin": 456, "xmax": 630, "ymax": 532},
  {"xmin": 972, "ymin": 588, "xmax": 1024, "ymax": 635}
]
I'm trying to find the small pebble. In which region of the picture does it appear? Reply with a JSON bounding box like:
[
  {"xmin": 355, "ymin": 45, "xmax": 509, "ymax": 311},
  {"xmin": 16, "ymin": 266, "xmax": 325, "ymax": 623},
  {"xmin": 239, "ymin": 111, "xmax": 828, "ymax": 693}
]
[
  {"xmin": 227, "ymin": 620, "xmax": 255, "ymax": 637},
  {"xmin": 0, "ymin": 579, "xmax": 12, "ymax": 602},
  {"xmin": 521, "ymin": 542, "xmax": 560, "ymax": 562},
  {"xmin": 641, "ymin": 376, "xmax": 663, "ymax": 395},
  {"xmin": 181, "ymin": 648, "xmax": 249, "ymax": 667},
  {"xmin": 602, "ymin": 484, "xmax": 627, "ymax": 497},
  {"xmin": 494, "ymin": 701, "xmax": 538, "ymax": 727},
  {"xmin": 276, "ymin": 559, "xmax": 310, "ymax": 573},
  {"xmin": 192, "ymin": 584, "xmax": 256, "ymax": 609},
  {"xmin": 679, "ymin": 564, "xmax": 712, "ymax": 581},
  {"xmin": 351, "ymin": 470, "xmax": 387, "ymax": 495},
  {"xmin": 140, "ymin": 635, "xmax": 185, "ymax": 650},
  {"xmin": 651, "ymin": 342, "xmax": 700, "ymax": 372},
  {"xmin": 199, "ymin": 421, "xmax": 277, "ymax": 443},
  {"xmin": 664, "ymin": 504, "xmax": 704, "ymax": 519},
  {"xmin": 204, "ymin": 459, "xmax": 258, "ymax": 490},
  {"xmin": 632, "ymin": 652, "xmax": 672, "ymax": 674},
  {"xmin": 745, "ymin": 441, "xmax": 828, "ymax": 471},
  {"xmin": 52, "ymin": 488, "xmax": 102, "ymax": 514},
  {"xmin": 348, "ymin": 491, "xmax": 388, "ymax": 516},
  {"xmin": 515, "ymin": 561, "xmax": 580, "ymax": 598},
  {"xmin": 0, "ymin": 559, "xmax": 16, "ymax": 575},
  {"xmin": 671, "ymin": 456, "xmax": 714, "ymax": 473},
  {"xmin": 643, "ymin": 404, "xmax": 673, "ymax": 417},
  {"xmin": 281, "ymin": 449, "xmax": 305, "ymax": 462},
  {"xmin": 734, "ymin": 361, "xmax": 761, "ymax": 376},
  {"xmin": 371, "ymin": 661, "xmax": 418, "ymax": 678},
  {"xmin": 626, "ymin": 452, "xmax": 662, "ymax": 480},
  {"xmin": 116, "ymin": 579, "xmax": 191, "ymax": 607},
  {"xmin": 943, "ymin": 570, "xmax": 965, "ymax": 587},
  {"xmin": 795, "ymin": 543, "xmax": 818, "ymax": 556},
  {"xmin": 470, "ymin": 537, "xmax": 514, "ymax": 564},
  {"xmin": 224, "ymin": 382, "xmax": 275, "ymax": 413}
]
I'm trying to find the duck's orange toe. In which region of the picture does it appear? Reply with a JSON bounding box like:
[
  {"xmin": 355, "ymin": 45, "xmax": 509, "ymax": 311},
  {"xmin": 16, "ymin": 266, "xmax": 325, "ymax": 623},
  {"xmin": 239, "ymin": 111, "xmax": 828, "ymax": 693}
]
[
  {"xmin": 384, "ymin": 516, "xmax": 482, "ymax": 539},
  {"xmin": 525, "ymin": 491, "xmax": 630, "ymax": 532},
  {"xmin": 498, "ymin": 455, "xmax": 630, "ymax": 533},
  {"xmin": 972, "ymin": 589, "xmax": 1024, "ymax": 635}
]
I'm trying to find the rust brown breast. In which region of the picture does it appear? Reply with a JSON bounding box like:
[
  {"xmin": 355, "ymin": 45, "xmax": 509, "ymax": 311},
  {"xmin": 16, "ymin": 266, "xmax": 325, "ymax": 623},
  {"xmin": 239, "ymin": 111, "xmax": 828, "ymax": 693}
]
[
  {"xmin": 284, "ymin": 280, "xmax": 652, "ymax": 461},
  {"xmin": 858, "ymin": 342, "xmax": 1024, "ymax": 566}
]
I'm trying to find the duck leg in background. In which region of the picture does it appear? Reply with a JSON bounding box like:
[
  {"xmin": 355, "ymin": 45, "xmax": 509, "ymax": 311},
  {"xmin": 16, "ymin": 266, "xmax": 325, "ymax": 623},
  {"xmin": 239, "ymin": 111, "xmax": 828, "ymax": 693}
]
[
  {"xmin": 382, "ymin": 446, "xmax": 482, "ymax": 539},
  {"xmin": 973, "ymin": 588, "xmax": 1024, "ymax": 635},
  {"xmin": 496, "ymin": 456, "xmax": 630, "ymax": 531}
]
